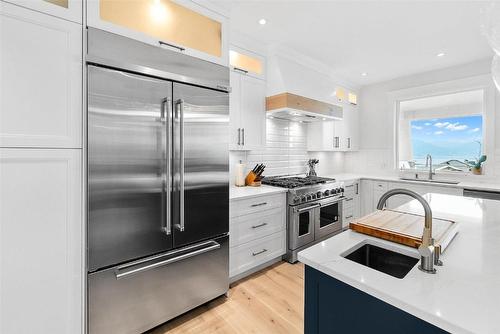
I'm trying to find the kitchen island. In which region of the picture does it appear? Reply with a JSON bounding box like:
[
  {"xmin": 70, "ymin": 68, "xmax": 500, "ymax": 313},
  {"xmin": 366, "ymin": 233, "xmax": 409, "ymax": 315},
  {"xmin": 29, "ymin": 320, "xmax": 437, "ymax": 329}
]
[{"xmin": 298, "ymin": 193, "xmax": 500, "ymax": 334}]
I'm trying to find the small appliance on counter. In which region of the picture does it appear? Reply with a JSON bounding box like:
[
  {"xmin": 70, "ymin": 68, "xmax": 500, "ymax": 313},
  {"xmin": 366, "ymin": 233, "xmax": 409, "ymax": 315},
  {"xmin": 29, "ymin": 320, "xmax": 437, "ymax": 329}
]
[
  {"xmin": 235, "ymin": 160, "xmax": 246, "ymax": 187},
  {"xmin": 245, "ymin": 164, "xmax": 266, "ymax": 186}
]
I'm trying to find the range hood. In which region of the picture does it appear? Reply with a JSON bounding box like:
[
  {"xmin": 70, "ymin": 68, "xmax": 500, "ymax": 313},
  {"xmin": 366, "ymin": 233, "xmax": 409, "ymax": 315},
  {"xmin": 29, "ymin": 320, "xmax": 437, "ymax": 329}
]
[
  {"xmin": 265, "ymin": 53, "xmax": 344, "ymax": 122},
  {"xmin": 266, "ymin": 93, "xmax": 343, "ymax": 122}
]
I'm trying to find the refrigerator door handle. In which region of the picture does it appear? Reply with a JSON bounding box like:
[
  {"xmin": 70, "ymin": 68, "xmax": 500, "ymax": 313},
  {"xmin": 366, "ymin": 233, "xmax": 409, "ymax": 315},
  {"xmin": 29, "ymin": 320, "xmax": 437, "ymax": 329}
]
[
  {"xmin": 114, "ymin": 240, "xmax": 221, "ymax": 280},
  {"xmin": 161, "ymin": 97, "xmax": 172, "ymax": 235},
  {"xmin": 175, "ymin": 99, "xmax": 185, "ymax": 232}
]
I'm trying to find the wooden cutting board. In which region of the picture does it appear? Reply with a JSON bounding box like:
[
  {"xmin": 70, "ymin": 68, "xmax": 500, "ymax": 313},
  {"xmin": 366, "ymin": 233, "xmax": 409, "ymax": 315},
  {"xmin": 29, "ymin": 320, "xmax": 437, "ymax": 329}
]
[{"xmin": 349, "ymin": 209, "xmax": 458, "ymax": 252}]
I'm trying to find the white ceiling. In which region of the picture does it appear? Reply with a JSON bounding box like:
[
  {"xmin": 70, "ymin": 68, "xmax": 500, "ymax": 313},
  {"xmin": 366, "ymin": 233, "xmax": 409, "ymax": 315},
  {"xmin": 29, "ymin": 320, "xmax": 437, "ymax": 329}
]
[{"xmin": 216, "ymin": 1, "xmax": 494, "ymax": 86}]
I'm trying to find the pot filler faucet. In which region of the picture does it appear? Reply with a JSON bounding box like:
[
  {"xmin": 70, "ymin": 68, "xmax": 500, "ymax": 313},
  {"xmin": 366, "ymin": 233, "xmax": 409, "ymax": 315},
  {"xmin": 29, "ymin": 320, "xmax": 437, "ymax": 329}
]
[{"xmin": 377, "ymin": 189, "xmax": 442, "ymax": 274}]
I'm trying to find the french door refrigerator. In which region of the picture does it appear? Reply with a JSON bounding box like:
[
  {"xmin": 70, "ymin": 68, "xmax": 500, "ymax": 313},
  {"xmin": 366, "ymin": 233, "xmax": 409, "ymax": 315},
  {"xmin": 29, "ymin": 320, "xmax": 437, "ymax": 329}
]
[{"xmin": 87, "ymin": 29, "xmax": 229, "ymax": 334}]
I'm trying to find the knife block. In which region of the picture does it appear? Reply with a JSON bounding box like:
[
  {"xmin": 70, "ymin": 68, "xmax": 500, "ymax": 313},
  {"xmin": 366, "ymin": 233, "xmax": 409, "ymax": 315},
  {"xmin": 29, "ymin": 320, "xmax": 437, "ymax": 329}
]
[{"xmin": 245, "ymin": 171, "xmax": 262, "ymax": 187}]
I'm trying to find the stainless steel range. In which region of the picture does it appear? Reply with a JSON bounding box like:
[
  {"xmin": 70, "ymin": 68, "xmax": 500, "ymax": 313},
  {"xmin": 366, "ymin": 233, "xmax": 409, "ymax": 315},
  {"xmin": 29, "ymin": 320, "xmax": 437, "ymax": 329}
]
[{"xmin": 262, "ymin": 176, "xmax": 345, "ymax": 263}]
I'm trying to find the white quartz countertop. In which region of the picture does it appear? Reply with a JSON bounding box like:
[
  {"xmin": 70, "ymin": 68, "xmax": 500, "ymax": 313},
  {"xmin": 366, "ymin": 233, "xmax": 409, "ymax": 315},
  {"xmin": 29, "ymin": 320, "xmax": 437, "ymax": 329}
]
[
  {"xmin": 230, "ymin": 185, "xmax": 287, "ymax": 200},
  {"xmin": 298, "ymin": 193, "xmax": 500, "ymax": 334},
  {"xmin": 325, "ymin": 172, "xmax": 500, "ymax": 192}
]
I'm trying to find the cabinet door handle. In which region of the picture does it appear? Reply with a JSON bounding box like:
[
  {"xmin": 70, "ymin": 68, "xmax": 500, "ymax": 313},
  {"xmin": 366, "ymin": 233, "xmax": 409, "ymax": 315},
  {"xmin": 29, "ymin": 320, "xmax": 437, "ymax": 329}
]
[
  {"xmin": 251, "ymin": 202, "xmax": 267, "ymax": 207},
  {"xmin": 334, "ymin": 136, "xmax": 340, "ymax": 148},
  {"xmin": 251, "ymin": 222, "xmax": 268, "ymax": 229},
  {"xmin": 233, "ymin": 67, "xmax": 249, "ymax": 74},
  {"xmin": 159, "ymin": 40, "xmax": 185, "ymax": 52},
  {"xmin": 237, "ymin": 128, "xmax": 241, "ymax": 146},
  {"xmin": 348, "ymin": 137, "xmax": 351, "ymax": 149},
  {"xmin": 346, "ymin": 215, "xmax": 353, "ymax": 219},
  {"xmin": 252, "ymin": 249, "xmax": 268, "ymax": 256},
  {"xmin": 242, "ymin": 128, "xmax": 245, "ymax": 146},
  {"xmin": 355, "ymin": 183, "xmax": 359, "ymax": 195}
]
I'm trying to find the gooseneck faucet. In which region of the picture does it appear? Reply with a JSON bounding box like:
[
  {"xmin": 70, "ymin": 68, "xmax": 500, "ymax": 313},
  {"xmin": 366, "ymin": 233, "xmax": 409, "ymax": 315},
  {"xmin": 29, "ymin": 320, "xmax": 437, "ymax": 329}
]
[
  {"xmin": 377, "ymin": 189, "xmax": 440, "ymax": 274},
  {"xmin": 425, "ymin": 154, "xmax": 434, "ymax": 180}
]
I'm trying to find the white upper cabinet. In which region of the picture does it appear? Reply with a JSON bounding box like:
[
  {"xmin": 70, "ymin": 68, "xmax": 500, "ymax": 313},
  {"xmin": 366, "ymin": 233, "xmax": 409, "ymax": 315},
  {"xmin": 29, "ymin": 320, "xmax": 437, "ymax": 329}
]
[
  {"xmin": 339, "ymin": 103, "xmax": 359, "ymax": 151},
  {"xmin": 230, "ymin": 70, "xmax": 266, "ymax": 151},
  {"xmin": 86, "ymin": 0, "xmax": 228, "ymax": 66},
  {"xmin": 0, "ymin": 148, "xmax": 83, "ymax": 334},
  {"xmin": 0, "ymin": 2, "xmax": 82, "ymax": 148},
  {"xmin": 307, "ymin": 103, "xmax": 359, "ymax": 152},
  {"xmin": 229, "ymin": 45, "xmax": 266, "ymax": 80},
  {"xmin": 3, "ymin": 0, "xmax": 83, "ymax": 23},
  {"xmin": 307, "ymin": 121, "xmax": 343, "ymax": 151}
]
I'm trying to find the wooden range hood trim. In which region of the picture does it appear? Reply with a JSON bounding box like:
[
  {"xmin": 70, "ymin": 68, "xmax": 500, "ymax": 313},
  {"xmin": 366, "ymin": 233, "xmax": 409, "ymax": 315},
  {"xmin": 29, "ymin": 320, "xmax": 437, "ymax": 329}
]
[{"xmin": 266, "ymin": 93, "xmax": 340, "ymax": 114}]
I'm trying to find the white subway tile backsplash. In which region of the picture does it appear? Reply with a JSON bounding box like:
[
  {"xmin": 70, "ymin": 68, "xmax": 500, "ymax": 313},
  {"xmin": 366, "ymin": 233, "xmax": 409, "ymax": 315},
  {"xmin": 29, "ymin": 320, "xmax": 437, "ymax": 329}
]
[{"xmin": 230, "ymin": 118, "xmax": 309, "ymax": 178}]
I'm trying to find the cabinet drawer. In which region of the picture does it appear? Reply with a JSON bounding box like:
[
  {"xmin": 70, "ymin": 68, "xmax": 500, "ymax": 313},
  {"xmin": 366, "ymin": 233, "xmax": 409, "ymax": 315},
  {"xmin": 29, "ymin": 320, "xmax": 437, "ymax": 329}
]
[
  {"xmin": 229, "ymin": 231, "xmax": 285, "ymax": 278},
  {"xmin": 230, "ymin": 193, "xmax": 285, "ymax": 217},
  {"xmin": 343, "ymin": 181, "xmax": 359, "ymax": 198},
  {"xmin": 230, "ymin": 208, "xmax": 285, "ymax": 247}
]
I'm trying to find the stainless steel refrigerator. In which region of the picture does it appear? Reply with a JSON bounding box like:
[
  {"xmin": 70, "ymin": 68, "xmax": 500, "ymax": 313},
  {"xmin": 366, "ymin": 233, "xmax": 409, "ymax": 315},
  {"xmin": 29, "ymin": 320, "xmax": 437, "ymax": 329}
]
[{"xmin": 86, "ymin": 28, "xmax": 229, "ymax": 334}]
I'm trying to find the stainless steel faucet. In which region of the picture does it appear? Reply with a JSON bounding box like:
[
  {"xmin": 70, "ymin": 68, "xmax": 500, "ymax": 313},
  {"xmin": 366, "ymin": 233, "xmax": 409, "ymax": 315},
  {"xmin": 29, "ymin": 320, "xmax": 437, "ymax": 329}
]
[
  {"xmin": 425, "ymin": 154, "xmax": 434, "ymax": 180},
  {"xmin": 377, "ymin": 189, "xmax": 441, "ymax": 274}
]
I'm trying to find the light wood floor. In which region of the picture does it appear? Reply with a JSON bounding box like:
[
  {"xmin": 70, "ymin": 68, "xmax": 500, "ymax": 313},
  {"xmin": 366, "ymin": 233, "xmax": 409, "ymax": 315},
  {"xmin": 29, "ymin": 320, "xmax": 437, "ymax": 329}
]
[{"xmin": 147, "ymin": 261, "xmax": 305, "ymax": 334}]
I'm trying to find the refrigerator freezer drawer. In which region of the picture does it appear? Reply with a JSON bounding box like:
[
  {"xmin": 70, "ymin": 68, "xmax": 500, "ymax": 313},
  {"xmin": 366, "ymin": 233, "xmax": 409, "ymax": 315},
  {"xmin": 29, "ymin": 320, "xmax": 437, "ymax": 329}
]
[{"xmin": 88, "ymin": 235, "xmax": 229, "ymax": 334}]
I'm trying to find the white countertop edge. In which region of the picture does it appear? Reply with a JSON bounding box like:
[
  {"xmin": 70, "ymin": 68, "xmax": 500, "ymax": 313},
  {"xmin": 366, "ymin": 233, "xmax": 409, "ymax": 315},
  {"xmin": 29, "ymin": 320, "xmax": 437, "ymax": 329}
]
[
  {"xmin": 298, "ymin": 249, "xmax": 470, "ymax": 334},
  {"xmin": 229, "ymin": 185, "xmax": 287, "ymax": 201}
]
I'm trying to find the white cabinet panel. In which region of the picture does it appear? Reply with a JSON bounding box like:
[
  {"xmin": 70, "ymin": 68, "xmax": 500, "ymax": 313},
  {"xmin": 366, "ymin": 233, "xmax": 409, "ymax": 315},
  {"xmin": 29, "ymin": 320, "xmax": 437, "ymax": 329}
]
[
  {"xmin": 229, "ymin": 71, "xmax": 242, "ymax": 150},
  {"xmin": 360, "ymin": 179, "xmax": 374, "ymax": 215},
  {"xmin": 4, "ymin": 0, "xmax": 83, "ymax": 23},
  {"xmin": 0, "ymin": 3, "xmax": 82, "ymax": 148},
  {"xmin": 230, "ymin": 208, "xmax": 285, "ymax": 247},
  {"xmin": 229, "ymin": 231, "xmax": 285, "ymax": 278},
  {"xmin": 240, "ymin": 74, "xmax": 266, "ymax": 150},
  {"xmin": 0, "ymin": 148, "xmax": 83, "ymax": 334},
  {"xmin": 229, "ymin": 71, "xmax": 266, "ymax": 151}
]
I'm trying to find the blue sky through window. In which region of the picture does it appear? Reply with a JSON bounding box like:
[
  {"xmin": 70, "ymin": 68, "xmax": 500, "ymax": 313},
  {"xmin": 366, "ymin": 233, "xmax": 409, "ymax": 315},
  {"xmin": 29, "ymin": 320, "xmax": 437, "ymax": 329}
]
[{"xmin": 410, "ymin": 115, "xmax": 483, "ymax": 165}]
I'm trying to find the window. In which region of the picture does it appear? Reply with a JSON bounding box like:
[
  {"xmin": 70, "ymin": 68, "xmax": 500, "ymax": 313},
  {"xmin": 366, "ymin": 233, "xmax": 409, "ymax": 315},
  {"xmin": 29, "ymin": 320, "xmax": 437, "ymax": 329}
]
[{"xmin": 398, "ymin": 90, "xmax": 484, "ymax": 172}]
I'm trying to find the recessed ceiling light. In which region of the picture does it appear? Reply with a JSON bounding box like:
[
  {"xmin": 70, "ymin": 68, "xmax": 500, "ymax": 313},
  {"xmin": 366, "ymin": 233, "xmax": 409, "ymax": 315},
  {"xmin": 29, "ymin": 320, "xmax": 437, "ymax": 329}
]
[
  {"xmin": 361, "ymin": 72, "xmax": 367, "ymax": 76},
  {"xmin": 322, "ymin": 118, "xmax": 327, "ymax": 121},
  {"xmin": 437, "ymin": 52, "xmax": 445, "ymax": 57},
  {"xmin": 258, "ymin": 18, "xmax": 266, "ymax": 25}
]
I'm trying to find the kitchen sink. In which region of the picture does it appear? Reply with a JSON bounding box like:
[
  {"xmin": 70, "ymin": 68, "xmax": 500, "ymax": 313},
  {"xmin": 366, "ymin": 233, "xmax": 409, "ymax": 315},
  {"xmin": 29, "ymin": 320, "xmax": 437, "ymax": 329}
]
[
  {"xmin": 343, "ymin": 243, "xmax": 419, "ymax": 279},
  {"xmin": 399, "ymin": 177, "xmax": 460, "ymax": 185}
]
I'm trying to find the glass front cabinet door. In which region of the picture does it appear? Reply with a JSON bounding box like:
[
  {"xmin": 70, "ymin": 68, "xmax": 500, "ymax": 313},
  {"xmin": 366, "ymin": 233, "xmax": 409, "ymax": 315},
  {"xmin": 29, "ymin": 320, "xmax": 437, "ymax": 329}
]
[
  {"xmin": 4, "ymin": 0, "xmax": 82, "ymax": 23},
  {"xmin": 87, "ymin": 0, "xmax": 228, "ymax": 66}
]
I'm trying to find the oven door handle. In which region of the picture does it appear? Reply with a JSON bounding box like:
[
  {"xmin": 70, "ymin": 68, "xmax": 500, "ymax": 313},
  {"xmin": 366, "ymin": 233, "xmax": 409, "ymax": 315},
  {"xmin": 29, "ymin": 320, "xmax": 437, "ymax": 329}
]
[{"xmin": 295, "ymin": 204, "xmax": 321, "ymax": 213}]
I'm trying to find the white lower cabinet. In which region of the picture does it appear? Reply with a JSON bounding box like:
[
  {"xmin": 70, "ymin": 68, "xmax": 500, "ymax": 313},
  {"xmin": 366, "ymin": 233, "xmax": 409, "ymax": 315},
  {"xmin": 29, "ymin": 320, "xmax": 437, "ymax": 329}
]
[
  {"xmin": 0, "ymin": 149, "xmax": 83, "ymax": 334},
  {"xmin": 342, "ymin": 179, "xmax": 361, "ymax": 228},
  {"xmin": 229, "ymin": 193, "xmax": 286, "ymax": 280},
  {"xmin": 0, "ymin": 2, "xmax": 82, "ymax": 148}
]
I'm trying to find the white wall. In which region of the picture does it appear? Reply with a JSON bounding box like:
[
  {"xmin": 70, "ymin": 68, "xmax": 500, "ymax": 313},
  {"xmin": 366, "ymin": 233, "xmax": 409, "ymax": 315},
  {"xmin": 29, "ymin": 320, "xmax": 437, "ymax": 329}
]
[{"xmin": 345, "ymin": 58, "xmax": 500, "ymax": 177}]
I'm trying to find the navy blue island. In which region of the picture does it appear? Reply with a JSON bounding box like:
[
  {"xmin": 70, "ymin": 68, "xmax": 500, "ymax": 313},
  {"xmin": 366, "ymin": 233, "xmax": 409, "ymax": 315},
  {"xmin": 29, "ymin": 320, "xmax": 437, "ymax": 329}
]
[{"xmin": 298, "ymin": 193, "xmax": 500, "ymax": 334}]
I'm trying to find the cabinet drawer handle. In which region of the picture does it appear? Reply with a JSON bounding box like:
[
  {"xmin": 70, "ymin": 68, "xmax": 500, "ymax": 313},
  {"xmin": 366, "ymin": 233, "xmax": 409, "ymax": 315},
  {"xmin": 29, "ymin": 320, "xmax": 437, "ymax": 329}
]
[
  {"xmin": 159, "ymin": 40, "xmax": 185, "ymax": 52},
  {"xmin": 252, "ymin": 249, "xmax": 268, "ymax": 256},
  {"xmin": 233, "ymin": 67, "xmax": 249, "ymax": 74},
  {"xmin": 345, "ymin": 198, "xmax": 353, "ymax": 202},
  {"xmin": 252, "ymin": 222, "xmax": 268, "ymax": 229},
  {"xmin": 251, "ymin": 202, "xmax": 267, "ymax": 207},
  {"xmin": 345, "ymin": 185, "xmax": 354, "ymax": 188},
  {"xmin": 346, "ymin": 215, "xmax": 353, "ymax": 219}
]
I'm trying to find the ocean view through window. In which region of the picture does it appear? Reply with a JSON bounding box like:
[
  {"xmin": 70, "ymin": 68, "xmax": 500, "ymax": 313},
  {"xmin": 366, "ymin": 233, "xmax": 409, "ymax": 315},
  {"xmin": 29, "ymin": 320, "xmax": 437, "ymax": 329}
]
[
  {"xmin": 398, "ymin": 90, "xmax": 484, "ymax": 173},
  {"xmin": 410, "ymin": 116, "xmax": 483, "ymax": 171}
]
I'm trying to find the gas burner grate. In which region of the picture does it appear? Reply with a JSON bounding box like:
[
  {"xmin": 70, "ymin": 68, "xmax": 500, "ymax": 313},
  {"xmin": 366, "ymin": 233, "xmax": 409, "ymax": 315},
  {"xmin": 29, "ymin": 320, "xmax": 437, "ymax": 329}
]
[{"xmin": 261, "ymin": 176, "xmax": 336, "ymax": 189}]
